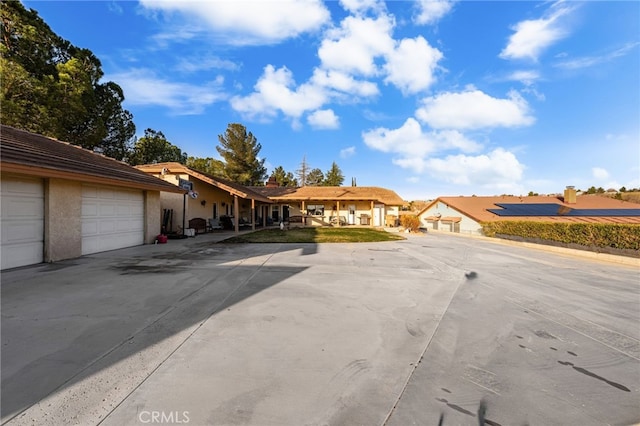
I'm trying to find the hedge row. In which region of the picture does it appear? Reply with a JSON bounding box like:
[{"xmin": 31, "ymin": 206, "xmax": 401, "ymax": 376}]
[{"xmin": 482, "ymin": 221, "xmax": 640, "ymax": 251}]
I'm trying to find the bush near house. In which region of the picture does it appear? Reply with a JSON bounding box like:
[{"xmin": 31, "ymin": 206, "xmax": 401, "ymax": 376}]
[
  {"xmin": 400, "ymin": 215, "xmax": 421, "ymax": 233},
  {"xmin": 482, "ymin": 221, "xmax": 640, "ymax": 253}
]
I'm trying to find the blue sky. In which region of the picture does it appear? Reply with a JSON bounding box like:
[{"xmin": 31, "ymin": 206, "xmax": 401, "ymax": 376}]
[{"xmin": 24, "ymin": 0, "xmax": 640, "ymax": 200}]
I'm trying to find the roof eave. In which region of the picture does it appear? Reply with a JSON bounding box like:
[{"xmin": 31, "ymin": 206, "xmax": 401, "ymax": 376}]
[{"xmin": 1, "ymin": 162, "xmax": 185, "ymax": 193}]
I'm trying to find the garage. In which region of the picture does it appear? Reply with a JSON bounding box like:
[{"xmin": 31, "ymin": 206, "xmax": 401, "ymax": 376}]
[
  {"xmin": 81, "ymin": 184, "xmax": 144, "ymax": 255},
  {"xmin": 0, "ymin": 175, "xmax": 44, "ymax": 270}
]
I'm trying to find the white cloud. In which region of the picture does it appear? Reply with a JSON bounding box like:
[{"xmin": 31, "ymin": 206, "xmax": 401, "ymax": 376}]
[
  {"xmin": 383, "ymin": 36, "xmax": 443, "ymax": 94},
  {"xmin": 413, "ymin": 0, "xmax": 455, "ymax": 25},
  {"xmin": 175, "ymin": 56, "xmax": 240, "ymax": 73},
  {"xmin": 362, "ymin": 118, "xmax": 482, "ymax": 173},
  {"xmin": 499, "ymin": 2, "xmax": 574, "ymax": 61},
  {"xmin": 230, "ymin": 65, "xmax": 327, "ymax": 120},
  {"xmin": 308, "ymin": 109, "xmax": 340, "ymax": 129},
  {"xmin": 318, "ymin": 14, "xmax": 395, "ymax": 76},
  {"xmin": 310, "ymin": 69, "xmax": 379, "ymax": 98},
  {"xmin": 592, "ymin": 167, "xmax": 609, "ymax": 180},
  {"xmin": 505, "ymin": 70, "xmax": 540, "ymax": 85},
  {"xmin": 107, "ymin": 68, "xmax": 226, "ymax": 114},
  {"xmin": 139, "ymin": 0, "xmax": 330, "ymax": 45},
  {"xmin": 416, "ymin": 88, "xmax": 535, "ymax": 130},
  {"xmin": 555, "ymin": 42, "xmax": 640, "ymax": 70},
  {"xmin": 363, "ymin": 118, "xmax": 436, "ymax": 160},
  {"xmin": 340, "ymin": 146, "xmax": 356, "ymax": 158},
  {"xmin": 339, "ymin": 0, "xmax": 385, "ymax": 15},
  {"xmin": 424, "ymin": 148, "xmax": 525, "ymax": 188}
]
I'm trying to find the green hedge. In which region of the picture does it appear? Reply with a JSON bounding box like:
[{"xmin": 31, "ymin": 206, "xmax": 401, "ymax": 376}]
[{"xmin": 482, "ymin": 221, "xmax": 640, "ymax": 251}]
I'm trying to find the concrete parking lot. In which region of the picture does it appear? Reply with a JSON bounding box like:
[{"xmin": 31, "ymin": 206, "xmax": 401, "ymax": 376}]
[{"xmin": 2, "ymin": 231, "xmax": 639, "ymax": 425}]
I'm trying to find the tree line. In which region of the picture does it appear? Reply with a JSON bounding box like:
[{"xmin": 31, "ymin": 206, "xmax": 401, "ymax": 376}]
[{"xmin": 0, "ymin": 1, "xmax": 345, "ymax": 188}]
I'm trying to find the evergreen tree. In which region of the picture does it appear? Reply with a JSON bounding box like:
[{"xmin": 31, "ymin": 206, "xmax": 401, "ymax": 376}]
[
  {"xmin": 186, "ymin": 157, "xmax": 225, "ymax": 177},
  {"xmin": 129, "ymin": 129, "xmax": 187, "ymax": 165},
  {"xmin": 216, "ymin": 123, "xmax": 267, "ymax": 185},
  {"xmin": 306, "ymin": 168, "xmax": 325, "ymax": 186},
  {"xmin": 270, "ymin": 166, "xmax": 298, "ymax": 187},
  {"xmin": 324, "ymin": 162, "xmax": 344, "ymax": 186},
  {"xmin": 0, "ymin": 1, "xmax": 136, "ymax": 159}
]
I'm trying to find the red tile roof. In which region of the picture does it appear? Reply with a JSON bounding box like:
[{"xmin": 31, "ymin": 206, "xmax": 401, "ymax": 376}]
[
  {"xmin": 420, "ymin": 195, "xmax": 640, "ymax": 224},
  {"xmin": 1, "ymin": 125, "xmax": 183, "ymax": 193}
]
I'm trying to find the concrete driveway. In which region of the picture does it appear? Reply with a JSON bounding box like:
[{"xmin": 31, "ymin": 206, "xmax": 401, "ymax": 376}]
[{"xmin": 2, "ymin": 231, "xmax": 638, "ymax": 426}]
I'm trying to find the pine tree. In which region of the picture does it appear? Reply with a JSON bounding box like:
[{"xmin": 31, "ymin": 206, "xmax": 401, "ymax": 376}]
[
  {"xmin": 129, "ymin": 129, "xmax": 187, "ymax": 165},
  {"xmin": 324, "ymin": 162, "xmax": 344, "ymax": 186},
  {"xmin": 270, "ymin": 166, "xmax": 298, "ymax": 187},
  {"xmin": 307, "ymin": 168, "xmax": 324, "ymax": 186},
  {"xmin": 216, "ymin": 123, "xmax": 267, "ymax": 185}
]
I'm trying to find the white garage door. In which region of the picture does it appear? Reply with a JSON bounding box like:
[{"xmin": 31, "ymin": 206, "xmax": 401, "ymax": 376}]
[
  {"xmin": 1, "ymin": 176, "xmax": 44, "ymax": 270},
  {"xmin": 81, "ymin": 184, "xmax": 144, "ymax": 255}
]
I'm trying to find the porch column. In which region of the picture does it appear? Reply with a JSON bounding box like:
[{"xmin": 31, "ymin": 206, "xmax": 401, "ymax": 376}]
[
  {"xmin": 234, "ymin": 194, "xmax": 239, "ymax": 233},
  {"xmin": 251, "ymin": 198, "xmax": 255, "ymax": 230},
  {"xmin": 336, "ymin": 200, "xmax": 341, "ymax": 226},
  {"xmin": 370, "ymin": 201, "xmax": 374, "ymax": 227},
  {"xmin": 301, "ymin": 201, "xmax": 306, "ymax": 225},
  {"xmin": 263, "ymin": 205, "xmax": 267, "ymax": 227}
]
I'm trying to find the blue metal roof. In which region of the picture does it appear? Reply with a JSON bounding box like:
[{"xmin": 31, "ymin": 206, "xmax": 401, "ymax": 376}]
[{"xmin": 488, "ymin": 203, "xmax": 640, "ymax": 217}]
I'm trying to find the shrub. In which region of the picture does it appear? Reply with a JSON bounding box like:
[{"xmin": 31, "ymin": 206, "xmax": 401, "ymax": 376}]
[
  {"xmin": 400, "ymin": 215, "xmax": 421, "ymax": 232},
  {"xmin": 482, "ymin": 221, "xmax": 640, "ymax": 251}
]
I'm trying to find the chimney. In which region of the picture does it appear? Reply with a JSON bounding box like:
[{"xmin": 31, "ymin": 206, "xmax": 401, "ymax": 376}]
[
  {"xmin": 564, "ymin": 186, "xmax": 577, "ymax": 204},
  {"xmin": 266, "ymin": 176, "xmax": 279, "ymax": 187}
]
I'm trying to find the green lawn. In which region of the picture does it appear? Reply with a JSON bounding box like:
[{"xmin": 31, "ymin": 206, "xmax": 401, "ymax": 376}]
[{"xmin": 221, "ymin": 227, "xmax": 406, "ymax": 243}]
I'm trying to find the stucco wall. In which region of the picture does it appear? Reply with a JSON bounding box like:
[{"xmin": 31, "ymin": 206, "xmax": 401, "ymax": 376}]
[
  {"xmin": 44, "ymin": 178, "xmax": 82, "ymax": 262},
  {"xmin": 144, "ymin": 191, "xmax": 161, "ymax": 243},
  {"xmin": 418, "ymin": 201, "xmax": 483, "ymax": 234}
]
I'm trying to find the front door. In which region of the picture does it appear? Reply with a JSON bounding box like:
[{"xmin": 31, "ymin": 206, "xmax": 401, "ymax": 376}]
[
  {"xmin": 348, "ymin": 205, "xmax": 356, "ymax": 225},
  {"xmin": 373, "ymin": 204, "xmax": 383, "ymax": 226}
]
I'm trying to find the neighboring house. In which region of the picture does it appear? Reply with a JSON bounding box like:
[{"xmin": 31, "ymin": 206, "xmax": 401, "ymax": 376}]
[
  {"xmin": 417, "ymin": 187, "xmax": 640, "ymax": 235},
  {"xmin": 135, "ymin": 163, "xmax": 273, "ymax": 233},
  {"xmin": 251, "ymin": 183, "xmax": 405, "ymax": 227},
  {"xmin": 0, "ymin": 125, "xmax": 184, "ymax": 270}
]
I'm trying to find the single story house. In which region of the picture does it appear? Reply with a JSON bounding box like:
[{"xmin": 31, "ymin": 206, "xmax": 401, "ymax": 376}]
[
  {"xmin": 0, "ymin": 125, "xmax": 184, "ymax": 270},
  {"xmin": 251, "ymin": 182, "xmax": 405, "ymax": 227},
  {"xmin": 417, "ymin": 187, "xmax": 640, "ymax": 235},
  {"xmin": 135, "ymin": 162, "xmax": 273, "ymax": 233}
]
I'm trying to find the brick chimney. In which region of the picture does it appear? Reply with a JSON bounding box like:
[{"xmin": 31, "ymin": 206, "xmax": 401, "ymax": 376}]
[
  {"xmin": 266, "ymin": 176, "xmax": 279, "ymax": 187},
  {"xmin": 564, "ymin": 186, "xmax": 577, "ymax": 204}
]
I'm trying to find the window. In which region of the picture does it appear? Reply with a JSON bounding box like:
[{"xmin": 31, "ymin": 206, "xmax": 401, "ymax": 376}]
[
  {"xmin": 307, "ymin": 204, "xmax": 325, "ymax": 216},
  {"xmin": 272, "ymin": 205, "xmax": 279, "ymax": 221}
]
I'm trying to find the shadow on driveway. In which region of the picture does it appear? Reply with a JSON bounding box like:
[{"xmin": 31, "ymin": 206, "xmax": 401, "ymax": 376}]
[{"xmin": 1, "ymin": 237, "xmax": 310, "ymax": 422}]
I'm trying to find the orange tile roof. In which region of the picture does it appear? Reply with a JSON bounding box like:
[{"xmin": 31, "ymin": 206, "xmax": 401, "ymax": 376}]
[
  {"xmin": 252, "ymin": 185, "xmax": 405, "ymax": 205},
  {"xmin": 1, "ymin": 125, "xmax": 183, "ymax": 193},
  {"xmin": 420, "ymin": 195, "xmax": 640, "ymax": 225},
  {"xmin": 136, "ymin": 162, "xmax": 272, "ymax": 203}
]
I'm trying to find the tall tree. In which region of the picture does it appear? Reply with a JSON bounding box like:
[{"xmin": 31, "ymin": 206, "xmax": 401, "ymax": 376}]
[
  {"xmin": 0, "ymin": 1, "xmax": 135, "ymax": 158},
  {"xmin": 186, "ymin": 157, "xmax": 225, "ymax": 177},
  {"xmin": 216, "ymin": 123, "xmax": 267, "ymax": 185},
  {"xmin": 296, "ymin": 156, "xmax": 310, "ymax": 186},
  {"xmin": 306, "ymin": 168, "xmax": 325, "ymax": 186},
  {"xmin": 129, "ymin": 129, "xmax": 187, "ymax": 166},
  {"xmin": 324, "ymin": 162, "xmax": 344, "ymax": 186},
  {"xmin": 270, "ymin": 166, "xmax": 298, "ymax": 187}
]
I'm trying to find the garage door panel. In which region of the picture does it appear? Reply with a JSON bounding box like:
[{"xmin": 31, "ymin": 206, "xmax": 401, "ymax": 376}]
[
  {"xmin": 2, "ymin": 220, "xmax": 44, "ymax": 244},
  {"xmin": 81, "ymin": 185, "xmax": 144, "ymax": 255},
  {"xmin": 1, "ymin": 176, "xmax": 44, "ymax": 269}
]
